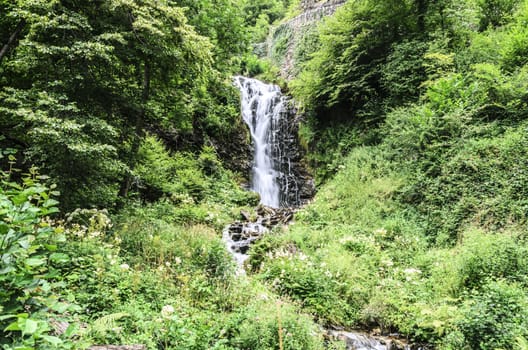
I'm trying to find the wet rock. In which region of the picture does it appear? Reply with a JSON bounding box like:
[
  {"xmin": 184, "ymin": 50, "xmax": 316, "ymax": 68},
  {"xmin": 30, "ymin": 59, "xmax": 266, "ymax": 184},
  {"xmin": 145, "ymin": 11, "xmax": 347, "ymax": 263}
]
[
  {"xmin": 50, "ymin": 320, "xmax": 69, "ymax": 336},
  {"xmin": 223, "ymin": 206, "xmax": 298, "ymax": 271},
  {"xmin": 240, "ymin": 210, "xmax": 251, "ymax": 221},
  {"xmin": 327, "ymin": 329, "xmax": 414, "ymax": 350}
]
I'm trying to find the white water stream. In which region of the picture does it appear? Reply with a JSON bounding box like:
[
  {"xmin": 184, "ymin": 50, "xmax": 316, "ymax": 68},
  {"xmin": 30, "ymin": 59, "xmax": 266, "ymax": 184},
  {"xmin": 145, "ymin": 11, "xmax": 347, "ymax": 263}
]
[{"xmin": 235, "ymin": 76, "xmax": 285, "ymax": 208}]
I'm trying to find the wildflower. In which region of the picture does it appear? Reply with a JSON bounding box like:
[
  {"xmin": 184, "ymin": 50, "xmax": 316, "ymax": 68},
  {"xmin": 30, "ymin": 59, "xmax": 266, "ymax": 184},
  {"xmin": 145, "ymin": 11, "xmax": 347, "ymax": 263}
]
[
  {"xmin": 165, "ymin": 261, "xmax": 171, "ymax": 267},
  {"xmin": 89, "ymin": 230, "xmax": 102, "ymax": 238},
  {"xmin": 120, "ymin": 263, "xmax": 130, "ymax": 270},
  {"xmin": 174, "ymin": 257, "xmax": 182, "ymax": 265},
  {"xmin": 258, "ymin": 293, "xmax": 269, "ymax": 301},
  {"xmin": 381, "ymin": 259, "xmax": 394, "ymax": 267},
  {"xmin": 404, "ymin": 268, "xmax": 422, "ymax": 281},
  {"xmin": 374, "ymin": 228, "xmax": 387, "ymax": 236},
  {"xmin": 161, "ymin": 305, "xmax": 175, "ymax": 319}
]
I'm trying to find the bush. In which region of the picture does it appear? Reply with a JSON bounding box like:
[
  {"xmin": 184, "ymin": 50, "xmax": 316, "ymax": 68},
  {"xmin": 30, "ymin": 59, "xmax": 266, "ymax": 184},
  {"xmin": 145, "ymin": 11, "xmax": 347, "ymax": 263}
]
[
  {"xmin": 0, "ymin": 165, "xmax": 77, "ymax": 349},
  {"xmin": 447, "ymin": 280, "xmax": 528, "ymax": 349},
  {"xmin": 449, "ymin": 229, "xmax": 528, "ymax": 293}
]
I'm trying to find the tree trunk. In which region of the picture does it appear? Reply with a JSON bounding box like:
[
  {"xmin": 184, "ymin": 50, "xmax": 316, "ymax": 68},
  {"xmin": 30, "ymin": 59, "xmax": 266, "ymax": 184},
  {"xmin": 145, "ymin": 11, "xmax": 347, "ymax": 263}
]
[
  {"xmin": 416, "ymin": 0, "xmax": 427, "ymax": 33},
  {"xmin": 0, "ymin": 19, "xmax": 26, "ymax": 66},
  {"xmin": 119, "ymin": 60, "xmax": 151, "ymax": 198}
]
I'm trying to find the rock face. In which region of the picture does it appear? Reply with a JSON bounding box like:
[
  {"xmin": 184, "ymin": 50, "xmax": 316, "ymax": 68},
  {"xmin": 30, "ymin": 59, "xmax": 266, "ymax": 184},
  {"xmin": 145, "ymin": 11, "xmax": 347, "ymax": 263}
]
[
  {"xmin": 273, "ymin": 101, "xmax": 315, "ymax": 206},
  {"xmin": 301, "ymin": 0, "xmax": 345, "ymax": 11},
  {"xmin": 263, "ymin": 0, "xmax": 346, "ymax": 79}
]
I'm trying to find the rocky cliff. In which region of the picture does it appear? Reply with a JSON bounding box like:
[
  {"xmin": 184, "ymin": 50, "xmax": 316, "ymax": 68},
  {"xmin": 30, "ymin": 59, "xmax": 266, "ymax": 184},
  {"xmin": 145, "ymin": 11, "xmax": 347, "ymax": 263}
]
[{"xmin": 262, "ymin": 0, "xmax": 346, "ymax": 79}]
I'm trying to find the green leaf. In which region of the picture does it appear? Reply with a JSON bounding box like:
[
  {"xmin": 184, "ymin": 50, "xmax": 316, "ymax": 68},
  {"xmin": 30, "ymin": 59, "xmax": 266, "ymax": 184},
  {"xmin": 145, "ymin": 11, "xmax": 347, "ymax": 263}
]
[
  {"xmin": 50, "ymin": 302, "xmax": 70, "ymax": 313},
  {"xmin": 45, "ymin": 244, "xmax": 58, "ymax": 251},
  {"xmin": 0, "ymin": 314, "xmax": 17, "ymax": 321},
  {"xmin": 41, "ymin": 335, "xmax": 63, "ymax": 345},
  {"xmin": 25, "ymin": 257, "xmax": 46, "ymax": 267},
  {"xmin": 41, "ymin": 207, "xmax": 60, "ymax": 215},
  {"xmin": 42, "ymin": 199, "xmax": 59, "ymax": 208},
  {"xmin": 0, "ymin": 266, "xmax": 16, "ymax": 274},
  {"xmin": 22, "ymin": 318, "xmax": 38, "ymax": 335},
  {"xmin": 5, "ymin": 320, "xmax": 21, "ymax": 331},
  {"xmin": 50, "ymin": 253, "xmax": 70, "ymax": 264},
  {"xmin": 64, "ymin": 323, "xmax": 79, "ymax": 337}
]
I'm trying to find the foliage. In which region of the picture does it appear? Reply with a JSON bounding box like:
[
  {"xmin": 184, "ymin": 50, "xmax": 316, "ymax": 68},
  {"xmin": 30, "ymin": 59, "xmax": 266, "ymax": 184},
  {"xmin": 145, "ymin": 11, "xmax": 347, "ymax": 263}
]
[
  {"xmin": 449, "ymin": 280, "xmax": 528, "ymax": 349},
  {"xmin": 292, "ymin": 25, "xmax": 320, "ymax": 76},
  {"xmin": 290, "ymin": 0, "xmax": 415, "ymax": 116},
  {"xmin": 0, "ymin": 0, "xmax": 250, "ymax": 210},
  {"xmin": 256, "ymin": 1, "xmax": 528, "ymax": 347},
  {"xmin": 0, "ymin": 163, "xmax": 77, "ymax": 349},
  {"xmin": 269, "ymin": 24, "xmax": 294, "ymax": 66},
  {"xmin": 134, "ymin": 136, "xmax": 258, "ymax": 218},
  {"xmin": 232, "ymin": 298, "xmax": 328, "ymax": 350}
]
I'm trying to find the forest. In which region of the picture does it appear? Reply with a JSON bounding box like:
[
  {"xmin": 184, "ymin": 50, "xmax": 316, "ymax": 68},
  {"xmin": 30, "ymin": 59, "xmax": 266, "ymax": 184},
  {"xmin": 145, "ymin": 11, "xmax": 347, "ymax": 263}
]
[{"xmin": 1, "ymin": 0, "xmax": 528, "ymax": 349}]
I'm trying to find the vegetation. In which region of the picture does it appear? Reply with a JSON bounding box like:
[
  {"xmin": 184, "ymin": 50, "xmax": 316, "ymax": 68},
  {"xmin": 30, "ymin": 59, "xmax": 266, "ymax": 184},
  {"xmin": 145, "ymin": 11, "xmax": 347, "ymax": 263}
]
[
  {"xmin": 3, "ymin": 0, "xmax": 528, "ymax": 348},
  {"xmin": 244, "ymin": 0, "xmax": 528, "ymax": 348}
]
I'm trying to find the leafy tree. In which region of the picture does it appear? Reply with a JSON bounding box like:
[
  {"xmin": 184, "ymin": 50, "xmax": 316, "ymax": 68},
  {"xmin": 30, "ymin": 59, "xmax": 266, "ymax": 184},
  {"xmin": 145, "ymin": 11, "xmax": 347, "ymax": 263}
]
[
  {"xmin": 290, "ymin": 0, "xmax": 415, "ymax": 119},
  {"xmin": 0, "ymin": 0, "xmax": 215, "ymax": 209}
]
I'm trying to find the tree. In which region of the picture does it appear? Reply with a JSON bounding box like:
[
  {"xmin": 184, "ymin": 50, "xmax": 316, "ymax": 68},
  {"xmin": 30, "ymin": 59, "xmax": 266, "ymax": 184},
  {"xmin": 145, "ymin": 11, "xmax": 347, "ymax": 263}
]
[
  {"xmin": 0, "ymin": 0, "xmax": 212, "ymax": 209},
  {"xmin": 290, "ymin": 0, "xmax": 414, "ymax": 120}
]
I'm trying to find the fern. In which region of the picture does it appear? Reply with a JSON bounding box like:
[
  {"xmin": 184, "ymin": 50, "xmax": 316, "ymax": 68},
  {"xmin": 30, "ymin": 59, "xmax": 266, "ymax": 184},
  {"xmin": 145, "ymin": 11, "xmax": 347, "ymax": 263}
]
[{"xmin": 89, "ymin": 312, "xmax": 130, "ymax": 338}]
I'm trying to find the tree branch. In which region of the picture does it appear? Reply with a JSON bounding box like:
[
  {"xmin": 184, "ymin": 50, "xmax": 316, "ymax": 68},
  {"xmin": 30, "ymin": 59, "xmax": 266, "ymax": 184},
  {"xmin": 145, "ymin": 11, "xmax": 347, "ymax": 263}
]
[{"xmin": 0, "ymin": 19, "xmax": 27, "ymax": 66}]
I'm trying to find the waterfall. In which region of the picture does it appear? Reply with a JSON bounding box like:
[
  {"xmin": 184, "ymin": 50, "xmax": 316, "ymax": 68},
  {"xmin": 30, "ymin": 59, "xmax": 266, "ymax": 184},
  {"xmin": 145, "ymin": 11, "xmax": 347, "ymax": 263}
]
[
  {"xmin": 235, "ymin": 76, "xmax": 289, "ymax": 208},
  {"xmin": 224, "ymin": 77, "xmax": 313, "ymax": 271}
]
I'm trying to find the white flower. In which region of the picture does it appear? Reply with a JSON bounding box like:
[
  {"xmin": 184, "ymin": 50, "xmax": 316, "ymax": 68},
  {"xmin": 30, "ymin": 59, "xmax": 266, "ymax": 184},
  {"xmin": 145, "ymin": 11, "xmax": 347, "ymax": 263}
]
[
  {"xmin": 381, "ymin": 259, "xmax": 394, "ymax": 267},
  {"xmin": 165, "ymin": 261, "xmax": 171, "ymax": 267},
  {"xmin": 374, "ymin": 228, "xmax": 388, "ymax": 236},
  {"xmin": 258, "ymin": 293, "xmax": 269, "ymax": 301},
  {"xmin": 174, "ymin": 257, "xmax": 182, "ymax": 265},
  {"xmin": 161, "ymin": 305, "xmax": 175, "ymax": 319},
  {"xmin": 120, "ymin": 263, "xmax": 130, "ymax": 270}
]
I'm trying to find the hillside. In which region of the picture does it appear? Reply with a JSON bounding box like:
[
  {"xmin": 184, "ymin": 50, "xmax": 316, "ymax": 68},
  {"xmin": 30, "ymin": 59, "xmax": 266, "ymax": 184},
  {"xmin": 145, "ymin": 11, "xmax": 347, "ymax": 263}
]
[{"xmin": 2, "ymin": 0, "xmax": 528, "ymax": 349}]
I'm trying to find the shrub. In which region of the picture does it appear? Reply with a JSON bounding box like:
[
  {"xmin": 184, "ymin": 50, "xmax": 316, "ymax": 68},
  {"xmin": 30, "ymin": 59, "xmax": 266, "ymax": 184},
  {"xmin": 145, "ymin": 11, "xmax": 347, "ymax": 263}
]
[
  {"xmin": 448, "ymin": 280, "xmax": 528, "ymax": 349},
  {"xmin": 451, "ymin": 229, "xmax": 528, "ymax": 293},
  {"xmin": 0, "ymin": 165, "xmax": 76, "ymax": 349}
]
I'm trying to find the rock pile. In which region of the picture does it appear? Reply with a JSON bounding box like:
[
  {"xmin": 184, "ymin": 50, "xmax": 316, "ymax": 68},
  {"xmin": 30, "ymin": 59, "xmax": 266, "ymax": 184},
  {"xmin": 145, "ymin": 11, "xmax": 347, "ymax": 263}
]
[{"xmin": 223, "ymin": 206, "xmax": 296, "ymax": 269}]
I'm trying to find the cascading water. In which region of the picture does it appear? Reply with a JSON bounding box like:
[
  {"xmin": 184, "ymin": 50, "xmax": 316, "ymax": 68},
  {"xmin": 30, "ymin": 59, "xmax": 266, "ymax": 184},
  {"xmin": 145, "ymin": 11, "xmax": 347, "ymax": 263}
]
[
  {"xmin": 224, "ymin": 77, "xmax": 413, "ymax": 349},
  {"xmin": 223, "ymin": 77, "xmax": 304, "ymax": 273},
  {"xmin": 235, "ymin": 76, "xmax": 292, "ymax": 208}
]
